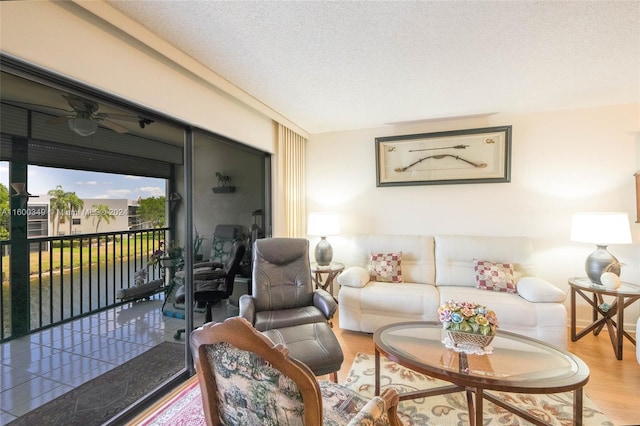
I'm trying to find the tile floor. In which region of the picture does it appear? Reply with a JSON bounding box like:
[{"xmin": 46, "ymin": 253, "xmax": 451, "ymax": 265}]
[{"xmin": 0, "ymin": 295, "xmax": 232, "ymax": 425}]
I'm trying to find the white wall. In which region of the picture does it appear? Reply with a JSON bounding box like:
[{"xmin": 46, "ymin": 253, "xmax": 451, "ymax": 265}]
[
  {"xmin": 307, "ymin": 104, "xmax": 640, "ymax": 329},
  {"xmin": 0, "ymin": 1, "xmax": 275, "ymax": 153}
]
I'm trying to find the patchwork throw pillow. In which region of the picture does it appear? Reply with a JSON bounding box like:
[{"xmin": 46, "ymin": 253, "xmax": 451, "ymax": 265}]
[
  {"xmin": 474, "ymin": 259, "xmax": 516, "ymax": 293},
  {"xmin": 369, "ymin": 252, "xmax": 403, "ymax": 283}
]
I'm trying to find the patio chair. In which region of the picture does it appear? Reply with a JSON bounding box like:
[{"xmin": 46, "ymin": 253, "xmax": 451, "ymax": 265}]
[
  {"xmin": 190, "ymin": 317, "xmax": 403, "ymax": 426},
  {"xmin": 173, "ymin": 241, "xmax": 245, "ymax": 340}
]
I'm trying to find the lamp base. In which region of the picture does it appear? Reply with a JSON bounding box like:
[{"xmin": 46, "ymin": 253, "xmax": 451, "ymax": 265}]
[
  {"xmin": 585, "ymin": 245, "xmax": 620, "ymax": 285},
  {"xmin": 314, "ymin": 237, "xmax": 333, "ymax": 266}
]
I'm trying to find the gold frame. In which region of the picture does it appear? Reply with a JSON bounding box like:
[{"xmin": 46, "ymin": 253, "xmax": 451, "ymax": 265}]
[{"xmin": 376, "ymin": 126, "xmax": 512, "ymax": 187}]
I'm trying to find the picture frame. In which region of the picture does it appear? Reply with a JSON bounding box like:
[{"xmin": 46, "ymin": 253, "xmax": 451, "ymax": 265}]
[{"xmin": 375, "ymin": 125, "xmax": 512, "ymax": 187}]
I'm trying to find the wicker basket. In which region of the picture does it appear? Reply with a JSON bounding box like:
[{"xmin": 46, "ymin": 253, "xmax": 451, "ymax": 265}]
[{"xmin": 447, "ymin": 330, "xmax": 495, "ymax": 348}]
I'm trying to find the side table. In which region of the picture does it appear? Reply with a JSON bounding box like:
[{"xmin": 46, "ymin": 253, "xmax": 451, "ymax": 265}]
[
  {"xmin": 568, "ymin": 276, "xmax": 640, "ymax": 360},
  {"xmin": 310, "ymin": 262, "xmax": 344, "ymax": 299}
]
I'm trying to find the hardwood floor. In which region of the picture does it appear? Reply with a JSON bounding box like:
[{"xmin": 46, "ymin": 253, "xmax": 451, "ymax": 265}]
[{"xmin": 325, "ymin": 322, "xmax": 640, "ymax": 426}]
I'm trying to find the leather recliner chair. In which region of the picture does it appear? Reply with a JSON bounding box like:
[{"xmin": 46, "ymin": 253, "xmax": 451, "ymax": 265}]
[
  {"xmin": 239, "ymin": 238, "xmax": 344, "ymax": 380},
  {"xmin": 239, "ymin": 238, "xmax": 337, "ymax": 331}
]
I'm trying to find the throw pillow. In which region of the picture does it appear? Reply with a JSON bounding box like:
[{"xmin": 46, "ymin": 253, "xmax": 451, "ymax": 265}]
[
  {"xmin": 474, "ymin": 259, "xmax": 516, "ymax": 293},
  {"xmin": 369, "ymin": 252, "xmax": 403, "ymax": 283},
  {"xmin": 336, "ymin": 266, "xmax": 370, "ymax": 288}
]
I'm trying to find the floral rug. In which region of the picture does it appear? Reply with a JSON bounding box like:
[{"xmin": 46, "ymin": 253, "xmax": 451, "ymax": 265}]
[
  {"xmin": 138, "ymin": 352, "xmax": 614, "ymax": 426},
  {"xmin": 344, "ymin": 352, "xmax": 614, "ymax": 426}
]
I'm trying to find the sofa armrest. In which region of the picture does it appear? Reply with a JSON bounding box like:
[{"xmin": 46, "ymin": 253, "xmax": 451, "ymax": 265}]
[
  {"xmin": 313, "ymin": 289, "xmax": 338, "ymax": 319},
  {"xmin": 517, "ymin": 277, "xmax": 566, "ymax": 303},
  {"xmin": 336, "ymin": 266, "xmax": 370, "ymax": 288},
  {"xmin": 238, "ymin": 294, "xmax": 255, "ymax": 324}
]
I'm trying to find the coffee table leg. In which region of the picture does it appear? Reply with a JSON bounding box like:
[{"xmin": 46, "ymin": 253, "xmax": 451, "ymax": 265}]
[
  {"xmin": 574, "ymin": 387, "xmax": 583, "ymax": 426},
  {"xmin": 375, "ymin": 349, "xmax": 380, "ymax": 396},
  {"xmin": 475, "ymin": 388, "xmax": 483, "ymax": 425},
  {"xmin": 466, "ymin": 388, "xmax": 476, "ymax": 426}
]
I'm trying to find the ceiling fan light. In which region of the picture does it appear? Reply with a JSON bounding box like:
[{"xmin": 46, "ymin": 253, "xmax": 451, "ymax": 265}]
[{"xmin": 68, "ymin": 117, "xmax": 97, "ymax": 136}]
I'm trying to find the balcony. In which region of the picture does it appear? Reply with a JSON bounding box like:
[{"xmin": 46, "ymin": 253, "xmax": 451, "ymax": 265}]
[{"xmin": 0, "ymin": 228, "xmax": 224, "ymax": 423}]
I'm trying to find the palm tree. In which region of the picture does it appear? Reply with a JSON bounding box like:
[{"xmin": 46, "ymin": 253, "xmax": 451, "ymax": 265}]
[
  {"xmin": 47, "ymin": 185, "xmax": 67, "ymax": 236},
  {"xmin": 65, "ymin": 192, "xmax": 84, "ymax": 235},
  {"xmin": 47, "ymin": 185, "xmax": 85, "ymax": 236},
  {"xmin": 87, "ymin": 203, "xmax": 115, "ymax": 233}
]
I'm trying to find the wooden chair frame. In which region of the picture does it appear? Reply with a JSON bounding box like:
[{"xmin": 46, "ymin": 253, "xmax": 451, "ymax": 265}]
[{"xmin": 190, "ymin": 317, "xmax": 402, "ymax": 426}]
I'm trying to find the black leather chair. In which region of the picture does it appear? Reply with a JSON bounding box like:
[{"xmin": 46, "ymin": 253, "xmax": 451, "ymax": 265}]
[
  {"xmin": 239, "ymin": 238, "xmax": 343, "ymax": 380},
  {"xmin": 173, "ymin": 241, "xmax": 245, "ymax": 340}
]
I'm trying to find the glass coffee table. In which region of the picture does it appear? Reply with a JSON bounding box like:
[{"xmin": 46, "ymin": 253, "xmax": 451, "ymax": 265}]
[{"xmin": 374, "ymin": 322, "xmax": 590, "ymax": 426}]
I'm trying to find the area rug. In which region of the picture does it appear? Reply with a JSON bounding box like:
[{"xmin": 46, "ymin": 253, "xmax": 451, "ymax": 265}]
[
  {"xmin": 136, "ymin": 352, "xmax": 614, "ymax": 426},
  {"xmin": 344, "ymin": 352, "xmax": 614, "ymax": 426},
  {"xmin": 8, "ymin": 341, "xmax": 185, "ymax": 426}
]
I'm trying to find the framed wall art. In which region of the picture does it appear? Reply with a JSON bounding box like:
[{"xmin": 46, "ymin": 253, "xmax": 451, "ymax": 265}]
[{"xmin": 375, "ymin": 125, "xmax": 512, "ymax": 187}]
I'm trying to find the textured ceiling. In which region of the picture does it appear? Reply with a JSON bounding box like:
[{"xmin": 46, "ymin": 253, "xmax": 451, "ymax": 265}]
[{"xmin": 106, "ymin": 1, "xmax": 640, "ymax": 134}]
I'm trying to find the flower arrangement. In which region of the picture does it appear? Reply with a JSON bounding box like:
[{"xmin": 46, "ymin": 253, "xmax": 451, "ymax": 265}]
[{"xmin": 437, "ymin": 300, "xmax": 498, "ymax": 336}]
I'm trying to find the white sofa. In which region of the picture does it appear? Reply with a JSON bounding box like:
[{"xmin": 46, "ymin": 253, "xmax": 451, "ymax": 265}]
[{"xmin": 337, "ymin": 234, "xmax": 568, "ymax": 348}]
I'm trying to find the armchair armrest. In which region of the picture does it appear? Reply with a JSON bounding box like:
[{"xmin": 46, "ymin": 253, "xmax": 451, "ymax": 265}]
[
  {"xmin": 238, "ymin": 294, "xmax": 256, "ymax": 325},
  {"xmin": 193, "ymin": 270, "xmax": 226, "ymax": 281},
  {"xmin": 313, "ymin": 289, "xmax": 338, "ymax": 320},
  {"xmin": 347, "ymin": 388, "xmax": 401, "ymax": 426},
  {"xmin": 193, "ymin": 261, "xmax": 224, "ymax": 270}
]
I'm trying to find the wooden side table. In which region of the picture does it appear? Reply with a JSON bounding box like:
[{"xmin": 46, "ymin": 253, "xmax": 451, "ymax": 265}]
[
  {"xmin": 310, "ymin": 262, "xmax": 344, "ymax": 298},
  {"xmin": 568, "ymin": 277, "xmax": 640, "ymax": 360}
]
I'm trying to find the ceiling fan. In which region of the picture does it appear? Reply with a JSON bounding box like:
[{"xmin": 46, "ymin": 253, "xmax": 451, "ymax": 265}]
[{"xmin": 47, "ymin": 94, "xmax": 154, "ymax": 136}]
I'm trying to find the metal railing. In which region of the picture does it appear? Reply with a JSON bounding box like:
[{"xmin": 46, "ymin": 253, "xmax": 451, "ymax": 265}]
[{"xmin": 0, "ymin": 228, "xmax": 169, "ymax": 342}]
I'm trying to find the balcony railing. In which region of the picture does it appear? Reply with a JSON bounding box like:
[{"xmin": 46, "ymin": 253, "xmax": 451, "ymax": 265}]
[{"xmin": 0, "ymin": 228, "xmax": 169, "ymax": 342}]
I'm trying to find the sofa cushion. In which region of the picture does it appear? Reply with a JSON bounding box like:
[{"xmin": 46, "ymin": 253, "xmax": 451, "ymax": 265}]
[
  {"xmin": 474, "ymin": 259, "xmax": 516, "ymax": 293},
  {"xmin": 337, "ymin": 266, "xmax": 370, "ymax": 288},
  {"xmin": 435, "ymin": 235, "xmax": 536, "ymax": 287},
  {"xmin": 437, "ymin": 286, "xmax": 538, "ymax": 329},
  {"xmin": 338, "ymin": 282, "xmax": 441, "ymax": 332},
  {"xmin": 369, "ymin": 252, "xmax": 403, "ymax": 283},
  {"xmin": 516, "ymin": 277, "xmax": 566, "ymax": 303},
  {"xmin": 351, "ymin": 235, "xmax": 435, "ymax": 285}
]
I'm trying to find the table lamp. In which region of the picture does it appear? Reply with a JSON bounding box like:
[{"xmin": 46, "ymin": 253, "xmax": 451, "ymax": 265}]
[
  {"xmin": 570, "ymin": 212, "xmax": 632, "ymax": 284},
  {"xmin": 308, "ymin": 213, "xmax": 340, "ymax": 266}
]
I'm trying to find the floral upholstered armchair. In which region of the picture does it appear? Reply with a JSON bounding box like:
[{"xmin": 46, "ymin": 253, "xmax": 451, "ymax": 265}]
[{"xmin": 190, "ymin": 317, "xmax": 403, "ymax": 426}]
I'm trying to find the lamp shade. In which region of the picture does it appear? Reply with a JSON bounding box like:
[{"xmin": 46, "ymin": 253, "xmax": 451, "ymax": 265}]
[
  {"xmin": 570, "ymin": 212, "xmax": 632, "ymax": 245},
  {"xmin": 307, "ymin": 213, "xmax": 340, "ymax": 237}
]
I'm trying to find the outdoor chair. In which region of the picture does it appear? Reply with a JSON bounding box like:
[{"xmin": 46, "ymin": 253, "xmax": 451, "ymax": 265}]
[
  {"xmin": 190, "ymin": 317, "xmax": 403, "ymax": 426},
  {"xmin": 173, "ymin": 241, "xmax": 245, "ymax": 340}
]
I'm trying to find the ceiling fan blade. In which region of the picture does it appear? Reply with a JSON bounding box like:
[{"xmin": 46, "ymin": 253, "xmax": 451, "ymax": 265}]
[
  {"xmin": 96, "ymin": 112, "xmax": 140, "ymax": 123},
  {"xmin": 48, "ymin": 115, "xmax": 73, "ymax": 125},
  {"xmin": 97, "ymin": 118, "xmax": 129, "ymax": 134},
  {"xmin": 62, "ymin": 94, "xmax": 98, "ymax": 114}
]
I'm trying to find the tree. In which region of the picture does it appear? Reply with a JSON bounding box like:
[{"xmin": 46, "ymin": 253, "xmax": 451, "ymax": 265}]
[
  {"xmin": 86, "ymin": 203, "xmax": 115, "ymax": 233},
  {"xmin": 65, "ymin": 192, "xmax": 84, "ymax": 235},
  {"xmin": 0, "ymin": 183, "xmax": 8, "ymax": 240},
  {"xmin": 138, "ymin": 196, "xmax": 166, "ymax": 228},
  {"xmin": 47, "ymin": 185, "xmax": 84, "ymax": 235},
  {"xmin": 48, "ymin": 185, "xmax": 67, "ymax": 236}
]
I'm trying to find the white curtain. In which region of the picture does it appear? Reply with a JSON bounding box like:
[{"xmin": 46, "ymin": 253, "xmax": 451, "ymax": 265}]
[{"xmin": 274, "ymin": 122, "xmax": 307, "ymax": 237}]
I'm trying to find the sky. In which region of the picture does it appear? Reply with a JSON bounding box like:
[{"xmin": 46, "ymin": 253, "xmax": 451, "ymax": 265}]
[{"xmin": 0, "ymin": 162, "xmax": 165, "ymax": 201}]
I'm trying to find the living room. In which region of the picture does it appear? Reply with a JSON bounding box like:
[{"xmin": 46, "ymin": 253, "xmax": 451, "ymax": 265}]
[{"xmin": 1, "ymin": 1, "xmax": 638, "ymax": 425}]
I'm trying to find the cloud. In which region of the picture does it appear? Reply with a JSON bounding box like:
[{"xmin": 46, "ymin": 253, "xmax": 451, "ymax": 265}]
[
  {"xmin": 76, "ymin": 181, "xmax": 98, "ymax": 185},
  {"xmin": 107, "ymin": 189, "xmax": 133, "ymax": 197},
  {"xmin": 139, "ymin": 186, "xmax": 165, "ymax": 197},
  {"xmin": 124, "ymin": 175, "xmax": 143, "ymax": 180}
]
